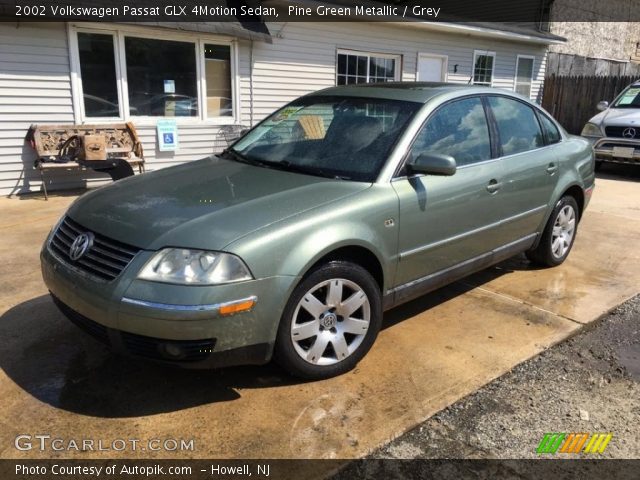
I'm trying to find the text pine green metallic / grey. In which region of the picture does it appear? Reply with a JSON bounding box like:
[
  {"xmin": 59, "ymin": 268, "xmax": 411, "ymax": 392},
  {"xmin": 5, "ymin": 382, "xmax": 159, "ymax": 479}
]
[{"xmin": 41, "ymin": 83, "xmax": 595, "ymax": 379}]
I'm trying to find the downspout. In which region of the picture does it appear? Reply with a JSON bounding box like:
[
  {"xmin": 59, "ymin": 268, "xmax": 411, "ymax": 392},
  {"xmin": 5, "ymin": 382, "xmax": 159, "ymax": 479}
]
[{"xmin": 250, "ymin": 39, "xmax": 254, "ymax": 126}]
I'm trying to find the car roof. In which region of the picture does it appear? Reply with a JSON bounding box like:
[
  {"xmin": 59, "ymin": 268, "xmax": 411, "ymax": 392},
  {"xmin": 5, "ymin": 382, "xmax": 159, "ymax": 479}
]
[{"xmin": 313, "ymin": 82, "xmax": 513, "ymax": 103}]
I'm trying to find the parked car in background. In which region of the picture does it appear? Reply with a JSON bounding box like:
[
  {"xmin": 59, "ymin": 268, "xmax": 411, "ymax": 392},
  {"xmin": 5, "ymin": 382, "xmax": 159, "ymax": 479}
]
[
  {"xmin": 41, "ymin": 83, "xmax": 595, "ymax": 380},
  {"xmin": 581, "ymin": 80, "xmax": 640, "ymax": 169}
]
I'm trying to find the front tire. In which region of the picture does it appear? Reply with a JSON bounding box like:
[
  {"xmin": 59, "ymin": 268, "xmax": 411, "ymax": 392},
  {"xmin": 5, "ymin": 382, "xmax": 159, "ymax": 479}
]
[
  {"xmin": 274, "ymin": 261, "xmax": 382, "ymax": 380},
  {"xmin": 526, "ymin": 195, "xmax": 579, "ymax": 267}
]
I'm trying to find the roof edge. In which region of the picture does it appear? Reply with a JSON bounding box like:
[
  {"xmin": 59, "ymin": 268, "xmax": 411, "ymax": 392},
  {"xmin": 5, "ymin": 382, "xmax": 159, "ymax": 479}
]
[{"xmin": 393, "ymin": 21, "xmax": 566, "ymax": 45}]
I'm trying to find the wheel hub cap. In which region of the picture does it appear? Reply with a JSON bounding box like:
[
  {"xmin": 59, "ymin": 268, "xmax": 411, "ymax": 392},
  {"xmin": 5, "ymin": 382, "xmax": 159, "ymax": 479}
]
[
  {"xmin": 321, "ymin": 312, "xmax": 337, "ymax": 329},
  {"xmin": 290, "ymin": 278, "xmax": 371, "ymax": 366},
  {"xmin": 551, "ymin": 205, "xmax": 576, "ymax": 259}
]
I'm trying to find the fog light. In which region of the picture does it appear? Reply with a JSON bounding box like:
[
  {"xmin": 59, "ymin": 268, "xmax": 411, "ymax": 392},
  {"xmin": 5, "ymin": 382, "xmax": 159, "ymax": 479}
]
[{"xmin": 161, "ymin": 343, "xmax": 185, "ymax": 359}]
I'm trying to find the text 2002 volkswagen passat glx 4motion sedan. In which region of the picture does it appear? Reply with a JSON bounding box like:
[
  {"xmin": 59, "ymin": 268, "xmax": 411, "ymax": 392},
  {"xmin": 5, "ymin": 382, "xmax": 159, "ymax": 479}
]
[{"xmin": 42, "ymin": 83, "xmax": 595, "ymax": 379}]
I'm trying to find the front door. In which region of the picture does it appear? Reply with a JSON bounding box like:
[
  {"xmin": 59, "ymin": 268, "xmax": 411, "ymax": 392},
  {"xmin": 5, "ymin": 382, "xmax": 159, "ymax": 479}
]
[
  {"xmin": 417, "ymin": 54, "xmax": 447, "ymax": 82},
  {"xmin": 392, "ymin": 96, "xmax": 508, "ymax": 290}
]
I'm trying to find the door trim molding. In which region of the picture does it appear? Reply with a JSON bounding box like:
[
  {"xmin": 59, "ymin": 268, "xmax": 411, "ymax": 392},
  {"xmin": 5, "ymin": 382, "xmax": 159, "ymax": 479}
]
[
  {"xmin": 384, "ymin": 233, "xmax": 538, "ymax": 310},
  {"xmin": 399, "ymin": 205, "xmax": 547, "ymax": 259}
]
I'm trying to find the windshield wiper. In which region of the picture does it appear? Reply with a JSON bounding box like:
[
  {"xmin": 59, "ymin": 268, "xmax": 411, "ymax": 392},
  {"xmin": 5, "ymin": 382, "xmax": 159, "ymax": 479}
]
[
  {"xmin": 220, "ymin": 148, "xmax": 271, "ymax": 168},
  {"xmin": 272, "ymin": 161, "xmax": 351, "ymax": 180},
  {"xmin": 221, "ymin": 151, "xmax": 350, "ymax": 180}
]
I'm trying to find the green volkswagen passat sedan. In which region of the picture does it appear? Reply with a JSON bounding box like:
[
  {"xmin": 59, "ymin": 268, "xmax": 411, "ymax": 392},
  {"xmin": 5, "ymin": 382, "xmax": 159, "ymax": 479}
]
[{"xmin": 41, "ymin": 83, "xmax": 595, "ymax": 379}]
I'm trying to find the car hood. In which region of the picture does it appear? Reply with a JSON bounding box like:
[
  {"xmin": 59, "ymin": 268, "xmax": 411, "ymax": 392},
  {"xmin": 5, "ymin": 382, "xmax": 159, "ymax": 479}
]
[
  {"xmin": 591, "ymin": 108, "xmax": 640, "ymax": 126},
  {"xmin": 68, "ymin": 157, "xmax": 371, "ymax": 250}
]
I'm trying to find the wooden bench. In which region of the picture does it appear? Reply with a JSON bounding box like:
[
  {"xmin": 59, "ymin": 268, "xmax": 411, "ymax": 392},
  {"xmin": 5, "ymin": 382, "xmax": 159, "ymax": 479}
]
[
  {"xmin": 36, "ymin": 158, "xmax": 146, "ymax": 200},
  {"xmin": 28, "ymin": 122, "xmax": 145, "ymax": 200}
]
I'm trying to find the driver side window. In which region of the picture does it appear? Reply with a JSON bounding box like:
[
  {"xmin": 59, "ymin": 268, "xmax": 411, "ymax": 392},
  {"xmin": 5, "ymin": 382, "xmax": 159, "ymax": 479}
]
[{"xmin": 409, "ymin": 97, "xmax": 491, "ymax": 167}]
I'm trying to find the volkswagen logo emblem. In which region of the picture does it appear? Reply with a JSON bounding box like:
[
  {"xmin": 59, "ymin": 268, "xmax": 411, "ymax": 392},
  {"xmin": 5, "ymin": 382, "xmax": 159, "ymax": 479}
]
[
  {"xmin": 69, "ymin": 233, "xmax": 94, "ymax": 261},
  {"xmin": 623, "ymin": 127, "xmax": 636, "ymax": 139}
]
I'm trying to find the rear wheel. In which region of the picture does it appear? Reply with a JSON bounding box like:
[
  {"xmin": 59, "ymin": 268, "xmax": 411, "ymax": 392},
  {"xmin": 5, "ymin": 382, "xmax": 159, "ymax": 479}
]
[
  {"xmin": 274, "ymin": 261, "xmax": 382, "ymax": 379},
  {"xmin": 526, "ymin": 195, "xmax": 579, "ymax": 267}
]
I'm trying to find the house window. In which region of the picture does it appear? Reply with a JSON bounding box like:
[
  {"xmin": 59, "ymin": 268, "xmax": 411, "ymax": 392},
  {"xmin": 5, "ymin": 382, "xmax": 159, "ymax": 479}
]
[
  {"xmin": 77, "ymin": 33, "xmax": 120, "ymax": 117},
  {"xmin": 515, "ymin": 55, "xmax": 535, "ymax": 98},
  {"xmin": 205, "ymin": 44, "xmax": 233, "ymax": 117},
  {"xmin": 472, "ymin": 50, "xmax": 495, "ymax": 86},
  {"xmin": 125, "ymin": 37, "xmax": 198, "ymax": 117},
  {"xmin": 73, "ymin": 28, "xmax": 236, "ymax": 122},
  {"xmin": 336, "ymin": 50, "xmax": 400, "ymax": 85}
]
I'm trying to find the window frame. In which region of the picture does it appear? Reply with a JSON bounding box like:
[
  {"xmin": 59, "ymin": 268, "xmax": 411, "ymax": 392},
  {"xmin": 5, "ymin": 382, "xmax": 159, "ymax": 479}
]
[
  {"xmin": 535, "ymin": 109, "xmax": 563, "ymax": 146},
  {"xmin": 472, "ymin": 50, "xmax": 496, "ymax": 87},
  {"xmin": 485, "ymin": 94, "xmax": 548, "ymax": 158},
  {"xmin": 514, "ymin": 54, "xmax": 535, "ymax": 99},
  {"xmin": 335, "ymin": 48, "xmax": 402, "ymax": 85},
  {"xmin": 394, "ymin": 94, "xmax": 495, "ymax": 177},
  {"xmin": 392, "ymin": 94, "xmax": 565, "ymax": 179},
  {"xmin": 68, "ymin": 23, "xmax": 240, "ymax": 126}
]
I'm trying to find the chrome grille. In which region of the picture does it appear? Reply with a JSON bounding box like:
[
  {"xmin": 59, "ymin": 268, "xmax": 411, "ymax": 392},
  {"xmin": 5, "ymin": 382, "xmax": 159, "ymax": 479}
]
[{"xmin": 49, "ymin": 216, "xmax": 140, "ymax": 281}]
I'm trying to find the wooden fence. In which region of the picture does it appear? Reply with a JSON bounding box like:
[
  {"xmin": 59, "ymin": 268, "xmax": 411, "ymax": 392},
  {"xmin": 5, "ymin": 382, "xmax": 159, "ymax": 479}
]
[{"xmin": 541, "ymin": 75, "xmax": 637, "ymax": 134}]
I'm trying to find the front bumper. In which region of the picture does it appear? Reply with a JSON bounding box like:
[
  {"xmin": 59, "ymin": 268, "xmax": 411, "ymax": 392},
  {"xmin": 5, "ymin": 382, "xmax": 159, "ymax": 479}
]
[
  {"xmin": 591, "ymin": 137, "xmax": 640, "ymax": 165},
  {"xmin": 51, "ymin": 294, "xmax": 271, "ymax": 368},
  {"xmin": 41, "ymin": 241, "xmax": 298, "ymax": 368}
]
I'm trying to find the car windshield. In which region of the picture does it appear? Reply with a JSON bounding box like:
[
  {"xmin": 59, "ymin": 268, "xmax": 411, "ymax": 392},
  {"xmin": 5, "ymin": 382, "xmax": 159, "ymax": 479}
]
[
  {"xmin": 612, "ymin": 86, "xmax": 640, "ymax": 108},
  {"xmin": 226, "ymin": 95, "xmax": 421, "ymax": 181}
]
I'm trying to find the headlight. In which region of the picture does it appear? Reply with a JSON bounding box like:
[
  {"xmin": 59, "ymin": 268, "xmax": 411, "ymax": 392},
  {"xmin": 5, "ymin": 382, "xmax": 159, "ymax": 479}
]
[
  {"xmin": 581, "ymin": 123, "xmax": 603, "ymax": 137},
  {"xmin": 138, "ymin": 249, "xmax": 253, "ymax": 285}
]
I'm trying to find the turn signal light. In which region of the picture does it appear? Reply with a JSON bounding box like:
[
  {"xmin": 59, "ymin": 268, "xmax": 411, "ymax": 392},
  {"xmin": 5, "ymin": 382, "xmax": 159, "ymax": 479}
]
[{"xmin": 219, "ymin": 297, "xmax": 256, "ymax": 316}]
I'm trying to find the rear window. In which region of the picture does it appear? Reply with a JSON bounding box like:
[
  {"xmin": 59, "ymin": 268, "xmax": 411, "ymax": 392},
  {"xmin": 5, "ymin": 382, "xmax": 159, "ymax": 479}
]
[
  {"xmin": 538, "ymin": 113, "xmax": 561, "ymax": 144},
  {"xmin": 488, "ymin": 96, "xmax": 544, "ymax": 156}
]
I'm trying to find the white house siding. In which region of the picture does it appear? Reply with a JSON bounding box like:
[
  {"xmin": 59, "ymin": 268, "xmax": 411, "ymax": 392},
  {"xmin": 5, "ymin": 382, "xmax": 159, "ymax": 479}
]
[
  {"xmin": 240, "ymin": 22, "xmax": 548, "ymax": 124},
  {"xmin": 0, "ymin": 21, "xmax": 548, "ymax": 196},
  {"xmin": 0, "ymin": 22, "xmax": 78, "ymax": 195}
]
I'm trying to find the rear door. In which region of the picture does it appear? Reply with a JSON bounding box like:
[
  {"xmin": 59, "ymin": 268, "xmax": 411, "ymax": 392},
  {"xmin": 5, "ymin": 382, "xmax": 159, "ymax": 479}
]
[{"xmin": 485, "ymin": 96, "xmax": 560, "ymax": 241}]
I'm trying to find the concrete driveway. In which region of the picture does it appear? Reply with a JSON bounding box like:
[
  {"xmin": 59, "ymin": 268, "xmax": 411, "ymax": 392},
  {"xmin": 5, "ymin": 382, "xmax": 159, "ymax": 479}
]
[{"xmin": 1, "ymin": 168, "xmax": 639, "ymax": 460}]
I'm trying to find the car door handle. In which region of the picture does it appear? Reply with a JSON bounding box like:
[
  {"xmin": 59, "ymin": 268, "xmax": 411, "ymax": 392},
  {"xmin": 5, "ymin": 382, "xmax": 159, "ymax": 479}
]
[
  {"xmin": 546, "ymin": 163, "xmax": 558, "ymax": 174},
  {"xmin": 486, "ymin": 179, "xmax": 502, "ymax": 193}
]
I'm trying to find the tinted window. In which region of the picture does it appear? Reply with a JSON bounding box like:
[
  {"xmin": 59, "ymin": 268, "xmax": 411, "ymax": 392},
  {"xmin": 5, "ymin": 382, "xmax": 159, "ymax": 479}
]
[
  {"xmin": 538, "ymin": 113, "xmax": 561, "ymax": 144},
  {"xmin": 488, "ymin": 96, "xmax": 544, "ymax": 155},
  {"xmin": 232, "ymin": 96, "xmax": 420, "ymax": 182},
  {"xmin": 409, "ymin": 97, "xmax": 491, "ymax": 166}
]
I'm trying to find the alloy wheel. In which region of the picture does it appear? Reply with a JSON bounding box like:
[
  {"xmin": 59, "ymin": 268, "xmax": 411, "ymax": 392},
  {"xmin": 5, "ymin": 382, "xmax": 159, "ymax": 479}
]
[
  {"xmin": 290, "ymin": 278, "xmax": 370, "ymax": 366},
  {"xmin": 551, "ymin": 205, "xmax": 576, "ymax": 259}
]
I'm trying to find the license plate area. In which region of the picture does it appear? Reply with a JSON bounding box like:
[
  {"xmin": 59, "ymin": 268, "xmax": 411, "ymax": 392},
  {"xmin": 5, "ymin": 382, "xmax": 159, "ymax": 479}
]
[{"xmin": 613, "ymin": 146, "xmax": 635, "ymax": 158}]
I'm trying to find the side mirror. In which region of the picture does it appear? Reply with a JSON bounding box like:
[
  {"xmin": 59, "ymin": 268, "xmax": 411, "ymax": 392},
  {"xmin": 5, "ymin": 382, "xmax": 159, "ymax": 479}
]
[
  {"xmin": 596, "ymin": 101, "xmax": 609, "ymax": 111},
  {"xmin": 407, "ymin": 153, "xmax": 457, "ymax": 176}
]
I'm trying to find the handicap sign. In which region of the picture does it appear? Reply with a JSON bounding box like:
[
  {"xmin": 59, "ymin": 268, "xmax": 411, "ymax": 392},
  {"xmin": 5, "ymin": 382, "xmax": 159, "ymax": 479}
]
[{"xmin": 157, "ymin": 119, "xmax": 178, "ymax": 151}]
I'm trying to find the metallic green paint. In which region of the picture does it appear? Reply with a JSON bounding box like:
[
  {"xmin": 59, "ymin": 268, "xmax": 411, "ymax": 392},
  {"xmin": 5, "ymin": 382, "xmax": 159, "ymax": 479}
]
[{"xmin": 41, "ymin": 84, "xmax": 595, "ymax": 368}]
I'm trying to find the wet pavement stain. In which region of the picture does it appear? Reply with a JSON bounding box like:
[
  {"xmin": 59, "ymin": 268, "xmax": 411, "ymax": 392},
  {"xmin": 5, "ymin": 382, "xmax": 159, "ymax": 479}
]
[{"xmin": 0, "ymin": 173, "xmax": 639, "ymax": 459}]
